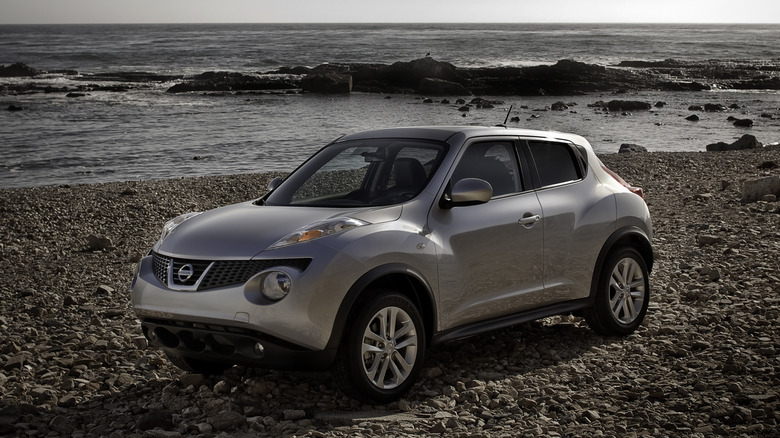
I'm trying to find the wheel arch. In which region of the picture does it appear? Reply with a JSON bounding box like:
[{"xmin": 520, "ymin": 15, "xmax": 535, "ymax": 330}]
[
  {"xmin": 590, "ymin": 226, "xmax": 653, "ymax": 300},
  {"xmin": 324, "ymin": 264, "xmax": 437, "ymax": 351}
]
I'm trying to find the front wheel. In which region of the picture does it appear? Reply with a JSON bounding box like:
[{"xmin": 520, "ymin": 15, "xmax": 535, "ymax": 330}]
[
  {"xmin": 333, "ymin": 290, "xmax": 426, "ymax": 403},
  {"xmin": 585, "ymin": 247, "xmax": 650, "ymax": 336}
]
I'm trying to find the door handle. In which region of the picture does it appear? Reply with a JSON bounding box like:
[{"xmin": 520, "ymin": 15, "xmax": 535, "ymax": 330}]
[{"xmin": 518, "ymin": 214, "xmax": 541, "ymax": 227}]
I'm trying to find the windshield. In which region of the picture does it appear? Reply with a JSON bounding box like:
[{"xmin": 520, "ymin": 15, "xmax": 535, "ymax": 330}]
[{"xmin": 265, "ymin": 138, "xmax": 448, "ymax": 207}]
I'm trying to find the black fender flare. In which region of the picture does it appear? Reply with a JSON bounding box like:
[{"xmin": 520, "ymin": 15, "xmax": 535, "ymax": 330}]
[
  {"xmin": 589, "ymin": 225, "xmax": 653, "ymax": 302},
  {"xmin": 324, "ymin": 263, "xmax": 437, "ymax": 351}
]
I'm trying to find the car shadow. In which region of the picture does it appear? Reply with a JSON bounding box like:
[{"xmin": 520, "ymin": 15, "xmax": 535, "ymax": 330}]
[{"xmin": 418, "ymin": 316, "xmax": 627, "ymax": 392}]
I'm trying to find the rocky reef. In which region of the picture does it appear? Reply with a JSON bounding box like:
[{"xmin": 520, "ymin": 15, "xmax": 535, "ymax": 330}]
[{"xmin": 3, "ymin": 56, "xmax": 780, "ymax": 97}]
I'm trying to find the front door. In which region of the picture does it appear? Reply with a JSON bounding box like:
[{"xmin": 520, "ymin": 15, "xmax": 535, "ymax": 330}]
[{"xmin": 429, "ymin": 140, "xmax": 545, "ymax": 331}]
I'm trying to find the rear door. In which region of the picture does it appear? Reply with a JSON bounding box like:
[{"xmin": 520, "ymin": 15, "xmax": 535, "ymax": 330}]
[{"xmin": 523, "ymin": 139, "xmax": 615, "ymax": 301}]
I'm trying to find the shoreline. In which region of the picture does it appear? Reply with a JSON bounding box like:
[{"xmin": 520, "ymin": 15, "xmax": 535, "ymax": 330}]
[
  {"xmin": 1, "ymin": 148, "xmax": 779, "ymax": 435},
  {"xmin": 4, "ymin": 55, "xmax": 780, "ymax": 190}
]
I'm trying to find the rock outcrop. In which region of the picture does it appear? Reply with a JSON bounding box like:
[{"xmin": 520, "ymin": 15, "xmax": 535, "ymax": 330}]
[
  {"xmin": 706, "ymin": 134, "xmax": 763, "ymax": 151},
  {"xmin": 0, "ymin": 62, "xmax": 40, "ymax": 77},
  {"xmin": 4, "ymin": 58, "xmax": 780, "ymax": 96}
]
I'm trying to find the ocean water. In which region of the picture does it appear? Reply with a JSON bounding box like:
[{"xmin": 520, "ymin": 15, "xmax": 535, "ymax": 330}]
[{"xmin": 1, "ymin": 23, "xmax": 779, "ymax": 188}]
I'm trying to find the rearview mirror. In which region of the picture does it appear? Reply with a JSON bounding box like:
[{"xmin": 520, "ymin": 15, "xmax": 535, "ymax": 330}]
[{"xmin": 440, "ymin": 178, "xmax": 493, "ymax": 209}]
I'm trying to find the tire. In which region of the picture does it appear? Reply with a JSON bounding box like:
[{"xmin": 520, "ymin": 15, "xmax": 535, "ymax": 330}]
[
  {"xmin": 333, "ymin": 290, "xmax": 426, "ymax": 403},
  {"xmin": 165, "ymin": 352, "xmax": 232, "ymax": 375},
  {"xmin": 585, "ymin": 247, "xmax": 650, "ymax": 336}
]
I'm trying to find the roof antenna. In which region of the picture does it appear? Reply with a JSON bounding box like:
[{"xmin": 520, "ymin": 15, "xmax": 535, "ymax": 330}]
[{"xmin": 499, "ymin": 104, "xmax": 514, "ymax": 126}]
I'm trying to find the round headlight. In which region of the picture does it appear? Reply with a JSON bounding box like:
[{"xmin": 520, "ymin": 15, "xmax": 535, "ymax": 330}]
[{"xmin": 261, "ymin": 271, "xmax": 292, "ymax": 301}]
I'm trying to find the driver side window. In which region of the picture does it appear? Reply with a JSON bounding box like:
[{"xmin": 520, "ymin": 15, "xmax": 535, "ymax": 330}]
[{"xmin": 452, "ymin": 142, "xmax": 521, "ymax": 197}]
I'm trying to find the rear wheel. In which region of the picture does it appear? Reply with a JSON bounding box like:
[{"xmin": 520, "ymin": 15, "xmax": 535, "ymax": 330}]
[
  {"xmin": 333, "ymin": 290, "xmax": 425, "ymax": 403},
  {"xmin": 585, "ymin": 247, "xmax": 650, "ymax": 336}
]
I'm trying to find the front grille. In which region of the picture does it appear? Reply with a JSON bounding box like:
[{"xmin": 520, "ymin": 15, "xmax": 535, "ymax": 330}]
[
  {"xmin": 152, "ymin": 253, "xmax": 170, "ymax": 285},
  {"xmin": 152, "ymin": 252, "xmax": 311, "ymax": 291}
]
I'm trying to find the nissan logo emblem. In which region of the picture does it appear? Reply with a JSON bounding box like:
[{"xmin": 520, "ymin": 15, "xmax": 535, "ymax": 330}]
[{"xmin": 177, "ymin": 264, "xmax": 195, "ymax": 282}]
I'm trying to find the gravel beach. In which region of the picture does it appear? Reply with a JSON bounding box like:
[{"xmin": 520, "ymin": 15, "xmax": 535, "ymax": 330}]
[{"xmin": 1, "ymin": 148, "xmax": 779, "ymax": 437}]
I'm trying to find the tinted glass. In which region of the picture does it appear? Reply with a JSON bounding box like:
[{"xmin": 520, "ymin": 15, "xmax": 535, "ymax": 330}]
[
  {"xmin": 527, "ymin": 141, "xmax": 582, "ymax": 187},
  {"xmin": 265, "ymin": 139, "xmax": 447, "ymax": 207},
  {"xmin": 452, "ymin": 141, "xmax": 521, "ymax": 197}
]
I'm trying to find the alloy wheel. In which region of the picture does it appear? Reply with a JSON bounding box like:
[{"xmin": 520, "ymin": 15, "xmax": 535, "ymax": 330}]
[
  {"xmin": 361, "ymin": 306, "xmax": 419, "ymax": 390},
  {"xmin": 608, "ymin": 257, "xmax": 646, "ymax": 325}
]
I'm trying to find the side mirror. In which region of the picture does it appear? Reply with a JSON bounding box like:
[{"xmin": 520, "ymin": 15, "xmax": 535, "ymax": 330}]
[
  {"xmin": 440, "ymin": 178, "xmax": 493, "ymax": 209},
  {"xmin": 267, "ymin": 177, "xmax": 283, "ymax": 192}
]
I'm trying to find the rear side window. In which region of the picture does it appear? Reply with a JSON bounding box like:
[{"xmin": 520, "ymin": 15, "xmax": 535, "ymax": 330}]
[{"xmin": 527, "ymin": 141, "xmax": 583, "ymax": 188}]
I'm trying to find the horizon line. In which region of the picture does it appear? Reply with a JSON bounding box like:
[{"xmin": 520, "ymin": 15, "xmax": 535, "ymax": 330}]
[{"xmin": 1, "ymin": 20, "xmax": 778, "ymax": 25}]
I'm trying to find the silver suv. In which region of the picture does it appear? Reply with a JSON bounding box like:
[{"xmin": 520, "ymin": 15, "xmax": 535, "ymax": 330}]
[{"xmin": 131, "ymin": 126, "xmax": 652, "ymax": 403}]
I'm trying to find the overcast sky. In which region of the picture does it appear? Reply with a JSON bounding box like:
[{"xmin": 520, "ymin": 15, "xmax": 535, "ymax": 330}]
[{"xmin": 1, "ymin": 0, "xmax": 778, "ymax": 24}]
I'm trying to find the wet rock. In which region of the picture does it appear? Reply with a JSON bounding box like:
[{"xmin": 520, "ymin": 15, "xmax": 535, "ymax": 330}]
[
  {"xmin": 605, "ymin": 100, "xmax": 652, "ymax": 111},
  {"xmin": 301, "ymin": 70, "xmax": 352, "ymax": 94},
  {"xmin": 619, "ymin": 143, "xmax": 648, "ymax": 153},
  {"xmin": 167, "ymin": 71, "xmax": 298, "ymax": 93},
  {"xmin": 686, "ymin": 114, "xmax": 700, "ymax": 121},
  {"xmin": 386, "ymin": 57, "xmax": 460, "ymax": 88},
  {"xmin": 418, "ymin": 77, "xmax": 468, "ymax": 96},
  {"xmin": 706, "ymin": 134, "xmax": 762, "ymax": 151},
  {"xmin": 471, "ymin": 97, "xmax": 502, "ymax": 108},
  {"xmin": 732, "ymin": 118, "xmax": 754, "ymax": 127},
  {"xmin": 0, "ymin": 62, "xmax": 40, "ymax": 77},
  {"xmin": 704, "ymin": 103, "xmax": 727, "ymax": 112}
]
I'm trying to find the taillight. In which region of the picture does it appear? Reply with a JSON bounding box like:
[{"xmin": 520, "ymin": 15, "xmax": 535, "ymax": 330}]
[{"xmin": 601, "ymin": 163, "xmax": 644, "ymax": 199}]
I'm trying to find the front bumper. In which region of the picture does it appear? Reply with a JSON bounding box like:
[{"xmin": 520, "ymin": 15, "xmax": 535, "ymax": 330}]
[
  {"xmin": 130, "ymin": 246, "xmax": 364, "ymax": 370},
  {"xmin": 140, "ymin": 317, "xmax": 336, "ymax": 370}
]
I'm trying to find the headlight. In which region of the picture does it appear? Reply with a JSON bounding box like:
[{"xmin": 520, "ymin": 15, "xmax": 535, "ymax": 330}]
[
  {"xmin": 159, "ymin": 212, "xmax": 202, "ymax": 242},
  {"xmin": 269, "ymin": 217, "xmax": 369, "ymax": 249},
  {"xmin": 260, "ymin": 271, "xmax": 292, "ymax": 300}
]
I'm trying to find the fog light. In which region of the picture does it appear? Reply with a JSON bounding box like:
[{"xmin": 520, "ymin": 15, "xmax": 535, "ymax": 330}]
[
  {"xmin": 261, "ymin": 271, "xmax": 291, "ymax": 301},
  {"xmin": 254, "ymin": 342, "xmax": 265, "ymax": 357}
]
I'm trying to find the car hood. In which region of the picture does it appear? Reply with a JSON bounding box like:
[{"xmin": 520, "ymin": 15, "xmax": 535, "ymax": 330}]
[{"xmin": 154, "ymin": 201, "xmax": 402, "ymax": 259}]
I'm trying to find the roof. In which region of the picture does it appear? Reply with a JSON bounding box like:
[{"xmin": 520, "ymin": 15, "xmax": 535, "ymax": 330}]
[{"xmin": 334, "ymin": 126, "xmax": 590, "ymax": 147}]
